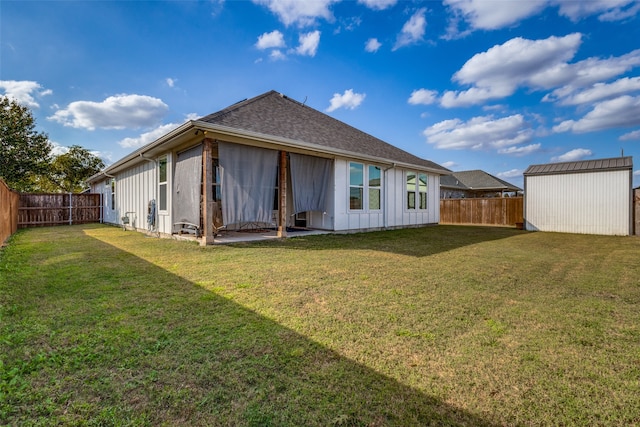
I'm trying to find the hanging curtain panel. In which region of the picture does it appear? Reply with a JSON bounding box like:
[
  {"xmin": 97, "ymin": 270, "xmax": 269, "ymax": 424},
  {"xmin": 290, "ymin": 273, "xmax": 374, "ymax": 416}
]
[
  {"xmin": 289, "ymin": 153, "xmax": 333, "ymax": 214},
  {"xmin": 218, "ymin": 142, "xmax": 278, "ymax": 225},
  {"xmin": 173, "ymin": 144, "xmax": 203, "ymax": 226}
]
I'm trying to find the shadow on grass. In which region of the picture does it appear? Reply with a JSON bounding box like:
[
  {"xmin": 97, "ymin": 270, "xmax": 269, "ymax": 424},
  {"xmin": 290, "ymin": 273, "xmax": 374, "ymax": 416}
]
[
  {"xmin": 2, "ymin": 225, "xmax": 498, "ymax": 426},
  {"xmin": 247, "ymin": 225, "xmax": 526, "ymax": 258}
]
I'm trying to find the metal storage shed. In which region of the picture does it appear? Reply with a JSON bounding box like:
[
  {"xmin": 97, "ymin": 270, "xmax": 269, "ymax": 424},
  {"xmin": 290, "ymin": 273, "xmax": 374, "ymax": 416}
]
[{"xmin": 523, "ymin": 157, "xmax": 633, "ymax": 236}]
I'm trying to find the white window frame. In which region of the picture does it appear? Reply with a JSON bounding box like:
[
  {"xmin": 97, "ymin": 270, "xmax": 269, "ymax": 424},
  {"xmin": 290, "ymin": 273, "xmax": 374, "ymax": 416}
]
[
  {"xmin": 349, "ymin": 162, "xmax": 364, "ymax": 211},
  {"xmin": 349, "ymin": 162, "xmax": 383, "ymax": 212},
  {"xmin": 406, "ymin": 171, "xmax": 428, "ymax": 211},
  {"xmin": 158, "ymin": 155, "xmax": 168, "ymax": 212},
  {"xmin": 368, "ymin": 165, "xmax": 382, "ymax": 211}
]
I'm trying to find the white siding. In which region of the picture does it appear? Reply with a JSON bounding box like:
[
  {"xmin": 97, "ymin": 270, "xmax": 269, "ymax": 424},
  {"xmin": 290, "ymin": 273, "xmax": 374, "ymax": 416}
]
[
  {"xmin": 525, "ymin": 170, "xmax": 631, "ymax": 235},
  {"xmin": 332, "ymin": 158, "xmax": 439, "ymax": 231}
]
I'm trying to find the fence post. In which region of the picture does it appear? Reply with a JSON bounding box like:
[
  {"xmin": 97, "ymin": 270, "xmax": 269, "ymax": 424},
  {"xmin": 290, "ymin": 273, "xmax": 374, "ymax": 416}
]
[{"xmin": 69, "ymin": 193, "xmax": 73, "ymax": 225}]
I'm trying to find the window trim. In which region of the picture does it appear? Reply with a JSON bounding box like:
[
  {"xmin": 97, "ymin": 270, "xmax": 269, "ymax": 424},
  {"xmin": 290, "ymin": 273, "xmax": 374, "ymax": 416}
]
[
  {"xmin": 349, "ymin": 162, "xmax": 364, "ymax": 211},
  {"xmin": 158, "ymin": 155, "xmax": 168, "ymax": 212},
  {"xmin": 406, "ymin": 171, "xmax": 429, "ymax": 211},
  {"xmin": 348, "ymin": 162, "xmax": 383, "ymax": 212}
]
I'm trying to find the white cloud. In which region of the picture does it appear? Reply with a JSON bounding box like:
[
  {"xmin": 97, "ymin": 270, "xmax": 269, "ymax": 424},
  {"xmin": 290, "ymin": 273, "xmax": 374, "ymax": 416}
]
[
  {"xmin": 634, "ymin": 169, "xmax": 640, "ymax": 176},
  {"xmin": 326, "ymin": 89, "xmax": 366, "ymax": 112},
  {"xmin": 166, "ymin": 78, "xmax": 177, "ymax": 88},
  {"xmin": 256, "ymin": 30, "xmax": 286, "ymax": 49},
  {"xmin": 441, "ymin": 33, "xmax": 582, "ymax": 108},
  {"xmin": 543, "ymin": 50, "xmax": 640, "ymax": 102},
  {"xmin": 620, "ymin": 129, "xmax": 640, "ymax": 141},
  {"xmin": 357, "ymin": 0, "xmax": 397, "ymax": 10},
  {"xmin": 497, "ymin": 143, "xmax": 541, "ymax": 156},
  {"xmin": 50, "ymin": 142, "xmax": 69, "ymax": 156},
  {"xmin": 393, "ymin": 8, "xmax": 427, "ymax": 50},
  {"xmin": 553, "ymin": 76, "xmax": 640, "ymax": 106},
  {"xmin": 295, "ymin": 30, "xmax": 321, "ymax": 57},
  {"xmin": 252, "ymin": 0, "xmax": 336, "ymax": 27},
  {"xmin": 444, "ymin": 0, "xmax": 545, "ymax": 32},
  {"xmin": 408, "ymin": 88, "xmax": 438, "ymax": 105},
  {"xmin": 555, "ymin": 0, "xmax": 639, "ymax": 22},
  {"xmin": 270, "ymin": 50, "xmax": 286, "ymax": 61},
  {"xmin": 553, "ymin": 95, "xmax": 640, "ymax": 133},
  {"xmin": 497, "ymin": 169, "xmax": 524, "ymax": 179},
  {"xmin": 365, "ymin": 38, "xmax": 382, "ymax": 53},
  {"xmin": 118, "ymin": 122, "xmax": 181, "ymax": 148},
  {"xmin": 48, "ymin": 94, "xmax": 169, "ymax": 130},
  {"xmin": 441, "ymin": 160, "xmax": 458, "ymax": 169},
  {"xmin": 423, "ymin": 114, "xmax": 534, "ymax": 151},
  {"xmin": 0, "ymin": 80, "xmax": 52, "ymax": 108},
  {"xmin": 443, "ymin": 0, "xmax": 639, "ymax": 37},
  {"xmin": 551, "ymin": 148, "xmax": 592, "ymax": 162}
]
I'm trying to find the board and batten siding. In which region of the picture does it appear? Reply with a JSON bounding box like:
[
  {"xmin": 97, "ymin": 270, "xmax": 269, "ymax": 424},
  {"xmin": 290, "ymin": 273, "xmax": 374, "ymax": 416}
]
[
  {"xmin": 332, "ymin": 158, "xmax": 439, "ymax": 231},
  {"xmin": 91, "ymin": 156, "xmax": 173, "ymax": 235},
  {"xmin": 525, "ymin": 170, "xmax": 631, "ymax": 235}
]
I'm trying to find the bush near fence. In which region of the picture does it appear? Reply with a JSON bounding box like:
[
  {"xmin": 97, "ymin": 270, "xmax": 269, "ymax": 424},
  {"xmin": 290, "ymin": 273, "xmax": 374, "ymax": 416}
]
[
  {"xmin": 1, "ymin": 179, "xmax": 20, "ymax": 245},
  {"xmin": 440, "ymin": 197, "xmax": 524, "ymax": 227}
]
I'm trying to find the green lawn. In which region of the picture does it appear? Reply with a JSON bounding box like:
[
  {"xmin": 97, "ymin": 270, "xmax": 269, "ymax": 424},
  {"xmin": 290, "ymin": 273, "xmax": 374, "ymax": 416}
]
[{"xmin": 1, "ymin": 224, "xmax": 639, "ymax": 426}]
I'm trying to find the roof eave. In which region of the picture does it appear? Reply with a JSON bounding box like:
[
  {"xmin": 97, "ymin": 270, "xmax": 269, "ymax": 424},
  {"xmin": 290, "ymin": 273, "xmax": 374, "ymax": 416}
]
[{"xmin": 195, "ymin": 121, "xmax": 450, "ymax": 175}]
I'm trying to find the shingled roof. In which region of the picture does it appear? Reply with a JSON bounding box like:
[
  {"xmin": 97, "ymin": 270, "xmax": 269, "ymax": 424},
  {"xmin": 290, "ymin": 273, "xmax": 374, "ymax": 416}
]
[
  {"xmin": 198, "ymin": 90, "xmax": 449, "ymax": 173},
  {"xmin": 524, "ymin": 156, "xmax": 632, "ymax": 176},
  {"xmin": 441, "ymin": 170, "xmax": 521, "ymax": 191}
]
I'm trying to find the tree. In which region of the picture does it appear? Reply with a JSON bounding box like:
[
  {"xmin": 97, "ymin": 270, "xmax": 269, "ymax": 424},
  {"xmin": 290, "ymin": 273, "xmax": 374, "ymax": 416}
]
[
  {"xmin": 46, "ymin": 145, "xmax": 105, "ymax": 193},
  {"xmin": 0, "ymin": 96, "xmax": 52, "ymax": 192}
]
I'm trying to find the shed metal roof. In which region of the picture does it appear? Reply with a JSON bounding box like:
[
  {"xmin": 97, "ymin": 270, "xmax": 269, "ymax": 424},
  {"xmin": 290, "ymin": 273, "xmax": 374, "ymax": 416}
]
[{"xmin": 524, "ymin": 156, "xmax": 632, "ymax": 176}]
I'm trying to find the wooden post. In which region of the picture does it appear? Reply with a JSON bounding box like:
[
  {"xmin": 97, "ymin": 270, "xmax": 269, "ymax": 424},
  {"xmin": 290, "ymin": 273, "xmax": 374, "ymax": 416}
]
[
  {"xmin": 277, "ymin": 150, "xmax": 287, "ymax": 238},
  {"xmin": 201, "ymin": 137, "xmax": 215, "ymax": 246}
]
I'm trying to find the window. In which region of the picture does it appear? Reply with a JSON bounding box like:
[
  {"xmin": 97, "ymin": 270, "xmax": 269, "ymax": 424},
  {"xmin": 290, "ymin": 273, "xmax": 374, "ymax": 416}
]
[
  {"xmin": 158, "ymin": 156, "xmax": 167, "ymax": 211},
  {"xmin": 418, "ymin": 173, "xmax": 428, "ymax": 209},
  {"xmin": 349, "ymin": 162, "xmax": 364, "ymax": 210},
  {"xmin": 368, "ymin": 165, "xmax": 381, "ymax": 210},
  {"xmin": 406, "ymin": 172, "xmax": 416, "ymax": 209},
  {"xmin": 110, "ymin": 179, "xmax": 115, "ymax": 210},
  {"xmin": 407, "ymin": 171, "xmax": 428, "ymax": 210}
]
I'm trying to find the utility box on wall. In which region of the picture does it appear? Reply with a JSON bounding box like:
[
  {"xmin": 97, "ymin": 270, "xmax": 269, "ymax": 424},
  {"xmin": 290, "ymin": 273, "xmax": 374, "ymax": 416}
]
[{"xmin": 524, "ymin": 157, "xmax": 633, "ymax": 236}]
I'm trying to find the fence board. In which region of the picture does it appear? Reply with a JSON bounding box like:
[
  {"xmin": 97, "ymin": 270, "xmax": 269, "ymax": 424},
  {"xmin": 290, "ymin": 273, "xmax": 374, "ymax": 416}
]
[
  {"xmin": 18, "ymin": 193, "xmax": 102, "ymax": 228},
  {"xmin": 440, "ymin": 197, "xmax": 523, "ymax": 226},
  {"xmin": 1, "ymin": 179, "xmax": 19, "ymax": 244}
]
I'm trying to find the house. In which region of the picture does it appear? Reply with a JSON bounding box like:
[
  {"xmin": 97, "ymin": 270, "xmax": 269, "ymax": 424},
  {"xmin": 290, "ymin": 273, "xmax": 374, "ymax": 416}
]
[
  {"xmin": 87, "ymin": 91, "xmax": 450, "ymax": 244},
  {"xmin": 523, "ymin": 156, "xmax": 633, "ymax": 236},
  {"xmin": 440, "ymin": 170, "xmax": 522, "ymax": 199}
]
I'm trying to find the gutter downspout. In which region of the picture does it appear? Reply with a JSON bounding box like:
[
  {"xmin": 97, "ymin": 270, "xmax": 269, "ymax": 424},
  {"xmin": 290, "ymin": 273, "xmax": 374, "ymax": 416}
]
[
  {"xmin": 382, "ymin": 163, "xmax": 396, "ymax": 229},
  {"xmin": 140, "ymin": 153, "xmax": 159, "ymax": 236}
]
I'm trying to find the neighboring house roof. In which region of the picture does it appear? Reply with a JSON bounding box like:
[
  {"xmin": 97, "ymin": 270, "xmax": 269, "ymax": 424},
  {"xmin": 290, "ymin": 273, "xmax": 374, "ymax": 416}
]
[
  {"xmin": 88, "ymin": 90, "xmax": 449, "ymax": 184},
  {"xmin": 524, "ymin": 156, "xmax": 632, "ymax": 176},
  {"xmin": 440, "ymin": 170, "xmax": 522, "ymax": 192},
  {"xmin": 198, "ymin": 90, "xmax": 449, "ymax": 173}
]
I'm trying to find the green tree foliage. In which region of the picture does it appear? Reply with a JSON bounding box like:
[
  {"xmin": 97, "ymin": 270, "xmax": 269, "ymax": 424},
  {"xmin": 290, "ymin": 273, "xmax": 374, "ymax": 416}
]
[
  {"xmin": 46, "ymin": 145, "xmax": 105, "ymax": 193},
  {"xmin": 0, "ymin": 96, "xmax": 52, "ymax": 191}
]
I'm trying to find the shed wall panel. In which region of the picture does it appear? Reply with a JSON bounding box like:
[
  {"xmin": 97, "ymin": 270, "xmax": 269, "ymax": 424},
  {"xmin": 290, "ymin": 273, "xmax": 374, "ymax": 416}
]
[{"xmin": 525, "ymin": 170, "xmax": 631, "ymax": 235}]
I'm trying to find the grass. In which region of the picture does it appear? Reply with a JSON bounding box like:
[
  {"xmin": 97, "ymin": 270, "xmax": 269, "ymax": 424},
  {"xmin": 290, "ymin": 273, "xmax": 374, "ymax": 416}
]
[{"xmin": 1, "ymin": 224, "xmax": 639, "ymax": 426}]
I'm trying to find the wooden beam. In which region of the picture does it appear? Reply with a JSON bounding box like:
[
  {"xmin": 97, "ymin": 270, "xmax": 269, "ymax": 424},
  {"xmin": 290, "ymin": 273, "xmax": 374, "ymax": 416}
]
[
  {"xmin": 201, "ymin": 137, "xmax": 215, "ymax": 246},
  {"xmin": 277, "ymin": 150, "xmax": 287, "ymax": 238}
]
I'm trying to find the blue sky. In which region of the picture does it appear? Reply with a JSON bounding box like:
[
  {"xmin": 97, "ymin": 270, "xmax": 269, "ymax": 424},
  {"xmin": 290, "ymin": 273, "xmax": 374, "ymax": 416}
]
[{"xmin": 2, "ymin": 0, "xmax": 640, "ymax": 188}]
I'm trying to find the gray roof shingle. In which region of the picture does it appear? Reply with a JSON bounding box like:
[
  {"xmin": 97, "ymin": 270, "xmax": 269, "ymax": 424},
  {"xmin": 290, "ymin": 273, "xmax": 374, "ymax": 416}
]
[
  {"xmin": 441, "ymin": 170, "xmax": 521, "ymax": 191},
  {"xmin": 199, "ymin": 90, "xmax": 449, "ymax": 173},
  {"xmin": 524, "ymin": 156, "xmax": 632, "ymax": 176}
]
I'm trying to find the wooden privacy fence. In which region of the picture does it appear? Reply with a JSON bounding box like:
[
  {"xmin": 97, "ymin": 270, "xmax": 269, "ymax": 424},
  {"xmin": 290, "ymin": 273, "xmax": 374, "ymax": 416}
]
[
  {"xmin": 1, "ymin": 179, "xmax": 20, "ymax": 245},
  {"xmin": 18, "ymin": 193, "xmax": 102, "ymax": 228},
  {"xmin": 440, "ymin": 197, "xmax": 524, "ymax": 227}
]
